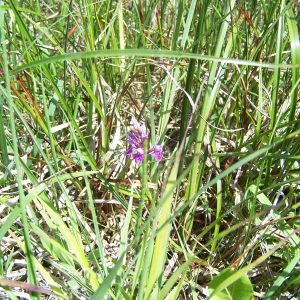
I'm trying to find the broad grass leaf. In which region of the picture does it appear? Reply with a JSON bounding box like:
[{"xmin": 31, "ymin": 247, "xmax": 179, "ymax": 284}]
[{"xmin": 208, "ymin": 269, "xmax": 253, "ymax": 300}]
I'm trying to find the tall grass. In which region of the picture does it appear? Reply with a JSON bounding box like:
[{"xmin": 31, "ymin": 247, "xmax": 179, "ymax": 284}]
[{"xmin": 0, "ymin": 0, "xmax": 300, "ymax": 299}]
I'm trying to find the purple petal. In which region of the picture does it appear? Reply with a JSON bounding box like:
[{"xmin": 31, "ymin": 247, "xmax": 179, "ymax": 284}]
[
  {"xmin": 127, "ymin": 139, "xmax": 138, "ymax": 149},
  {"xmin": 131, "ymin": 117, "xmax": 139, "ymax": 129},
  {"xmin": 132, "ymin": 148, "xmax": 144, "ymax": 164},
  {"xmin": 147, "ymin": 143, "xmax": 163, "ymax": 162},
  {"xmin": 140, "ymin": 123, "xmax": 148, "ymax": 141},
  {"xmin": 131, "ymin": 118, "xmax": 141, "ymax": 134},
  {"xmin": 147, "ymin": 149, "xmax": 154, "ymax": 156},
  {"xmin": 132, "ymin": 153, "xmax": 144, "ymax": 164},
  {"xmin": 127, "ymin": 132, "xmax": 138, "ymax": 140},
  {"xmin": 155, "ymin": 151, "xmax": 163, "ymax": 162},
  {"xmin": 135, "ymin": 147, "xmax": 144, "ymax": 155},
  {"xmin": 136, "ymin": 155, "xmax": 144, "ymax": 164},
  {"xmin": 155, "ymin": 135, "xmax": 160, "ymax": 144},
  {"xmin": 127, "ymin": 135, "xmax": 139, "ymax": 149},
  {"xmin": 126, "ymin": 147, "xmax": 133, "ymax": 156},
  {"xmin": 127, "ymin": 132, "xmax": 138, "ymax": 145},
  {"xmin": 154, "ymin": 144, "xmax": 163, "ymax": 152}
]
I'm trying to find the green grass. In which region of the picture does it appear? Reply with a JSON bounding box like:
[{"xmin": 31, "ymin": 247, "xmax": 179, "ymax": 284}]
[{"xmin": 0, "ymin": 0, "xmax": 300, "ymax": 299}]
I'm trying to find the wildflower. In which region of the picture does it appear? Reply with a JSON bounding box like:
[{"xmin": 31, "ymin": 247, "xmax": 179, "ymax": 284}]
[
  {"xmin": 126, "ymin": 118, "xmax": 163, "ymax": 164},
  {"xmin": 129, "ymin": 117, "xmax": 148, "ymax": 142},
  {"xmin": 126, "ymin": 118, "xmax": 147, "ymax": 164},
  {"xmin": 132, "ymin": 148, "xmax": 144, "ymax": 164},
  {"xmin": 147, "ymin": 136, "xmax": 164, "ymax": 162}
]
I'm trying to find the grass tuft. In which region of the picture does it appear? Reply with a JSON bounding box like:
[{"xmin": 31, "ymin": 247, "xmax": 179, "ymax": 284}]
[{"xmin": 1, "ymin": 1, "xmax": 300, "ymax": 299}]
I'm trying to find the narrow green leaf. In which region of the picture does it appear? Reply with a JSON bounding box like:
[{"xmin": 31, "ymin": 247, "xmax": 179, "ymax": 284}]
[
  {"xmin": 8, "ymin": 49, "xmax": 299, "ymax": 77},
  {"xmin": 264, "ymin": 250, "xmax": 300, "ymax": 299}
]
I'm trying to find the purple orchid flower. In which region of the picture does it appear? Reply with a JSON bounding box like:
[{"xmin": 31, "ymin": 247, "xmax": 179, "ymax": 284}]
[
  {"xmin": 126, "ymin": 118, "xmax": 148, "ymax": 164},
  {"xmin": 132, "ymin": 148, "xmax": 144, "ymax": 164},
  {"xmin": 130, "ymin": 117, "xmax": 148, "ymax": 142},
  {"xmin": 147, "ymin": 136, "xmax": 164, "ymax": 162},
  {"xmin": 126, "ymin": 118, "xmax": 163, "ymax": 164}
]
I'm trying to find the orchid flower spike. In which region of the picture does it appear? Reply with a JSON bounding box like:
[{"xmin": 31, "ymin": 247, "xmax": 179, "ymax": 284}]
[
  {"xmin": 126, "ymin": 118, "xmax": 163, "ymax": 164},
  {"xmin": 125, "ymin": 118, "xmax": 147, "ymax": 164}
]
